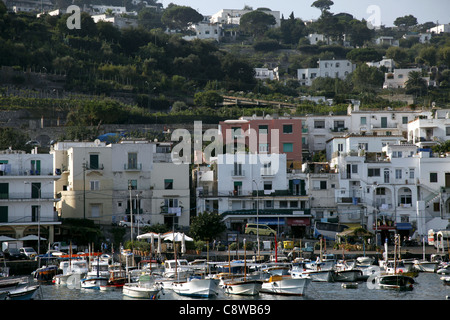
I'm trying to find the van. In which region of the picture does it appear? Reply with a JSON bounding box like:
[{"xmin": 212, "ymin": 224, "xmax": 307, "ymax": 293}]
[
  {"xmin": 244, "ymin": 223, "xmax": 276, "ymax": 236},
  {"xmin": 434, "ymin": 231, "xmax": 450, "ymax": 250}
]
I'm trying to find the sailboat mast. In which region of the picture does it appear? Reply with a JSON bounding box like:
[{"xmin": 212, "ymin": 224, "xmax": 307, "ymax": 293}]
[{"xmin": 243, "ymin": 238, "xmax": 247, "ymax": 281}]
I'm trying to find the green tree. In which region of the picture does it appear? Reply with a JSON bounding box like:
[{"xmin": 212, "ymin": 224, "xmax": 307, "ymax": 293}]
[
  {"xmin": 161, "ymin": 5, "xmax": 203, "ymax": 31},
  {"xmin": 417, "ymin": 46, "xmax": 437, "ymax": 67},
  {"xmin": 189, "ymin": 212, "xmax": 226, "ymax": 241},
  {"xmin": 351, "ymin": 64, "xmax": 384, "ymax": 92},
  {"xmin": 311, "ymin": 0, "xmax": 334, "ymax": 15},
  {"xmin": 385, "ymin": 46, "xmax": 409, "ymax": 67},
  {"xmin": 405, "ymin": 70, "xmax": 427, "ymax": 96},
  {"xmin": 239, "ymin": 10, "xmax": 276, "ymax": 38},
  {"xmin": 346, "ymin": 48, "xmax": 383, "ymax": 63},
  {"xmin": 394, "ymin": 15, "xmax": 418, "ymax": 30},
  {"xmin": 194, "ymin": 91, "xmax": 223, "ymax": 107}
]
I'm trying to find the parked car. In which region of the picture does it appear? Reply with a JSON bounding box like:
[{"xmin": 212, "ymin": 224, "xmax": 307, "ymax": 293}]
[
  {"xmin": 19, "ymin": 247, "xmax": 37, "ymax": 259},
  {"xmin": 244, "ymin": 223, "xmax": 277, "ymax": 236},
  {"xmin": 119, "ymin": 220, "xmax": 150, "ymax": 228},
  {"xmin": 4, "ymin": 248, "xmax": 27, "ymax": 260}
]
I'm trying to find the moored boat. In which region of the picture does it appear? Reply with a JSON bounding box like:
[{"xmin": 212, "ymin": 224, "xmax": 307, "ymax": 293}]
[
  {"xmin": 260, "ymin": 274, "xmax": 311, "ymax": 296},
  {"xmin": 222, "ymin": 278, "xmax": 263, "ymax": 296},
  {"xmin": 122, "ymin": 274, "xmax": 163, "ymax": 299},
  {"xmin": 172, "ymin": 276, "xmax": 219, "ymax": 298},
  {"xmin": 372, "ymin": 274, "xmax": 415, "ymax": 291}
]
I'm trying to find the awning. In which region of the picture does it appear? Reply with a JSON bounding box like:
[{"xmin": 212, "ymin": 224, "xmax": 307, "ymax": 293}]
[
  {"xmin": 258, "ymin": 218, "xmax": 285, "ymax": 225},
  {"xmin": 396, "ymin": 222, "xmax": 412, "ymax": 230},
  {"xmin": 287, "ymin": 217, "xmax": 310, "ymax": 226}
]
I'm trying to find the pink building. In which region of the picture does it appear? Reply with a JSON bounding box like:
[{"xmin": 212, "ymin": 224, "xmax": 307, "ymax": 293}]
[{"xmin": 219, "ymin": 118, "xmax": 303, "ymax": 169}]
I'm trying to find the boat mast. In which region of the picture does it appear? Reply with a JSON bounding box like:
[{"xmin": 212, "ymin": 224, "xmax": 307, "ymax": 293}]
[{"xmin": 243, "ymin": 238, "xmax": 247, "ymax": 281}]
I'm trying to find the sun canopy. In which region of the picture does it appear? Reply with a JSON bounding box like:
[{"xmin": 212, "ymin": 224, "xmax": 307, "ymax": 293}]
[
  {"xmin": 136, "ymin": 232, "xmax": 159, "ymax": 240},
  {"xmin": 0, "ymin": 235, "xmax": 17, "ymax": 241},
  {"xmin": 19, "ymin": 235, "xmax": 47, "ymax": 241},
  {"xmin": 162, "ymin": 232, "xmax": 193, "ymax": 242}
]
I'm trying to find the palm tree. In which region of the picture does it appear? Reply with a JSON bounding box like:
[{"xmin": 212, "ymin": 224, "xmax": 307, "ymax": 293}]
[{"xmin": 405, "ymin": 71, "xmax": 427, "ymax": 96}]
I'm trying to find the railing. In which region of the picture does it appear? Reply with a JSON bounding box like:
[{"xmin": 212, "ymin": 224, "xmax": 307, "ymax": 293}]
[
  {"xmin": 2, "ymin": 215, "xmax": 61, "ymax": 224},
  {"xmin": 0, "ymin": 192, "xmax": 56, "ymax": 200},
  {"xmin": 124, "ymin": 163, "xmax": 142, "ymax": 170},
  {"xmin": 231, "ymin": 170, "xmax": 245, "ymax": 177}
]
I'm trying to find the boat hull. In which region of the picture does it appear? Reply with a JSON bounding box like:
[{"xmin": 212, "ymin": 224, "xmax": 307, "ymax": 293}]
[
  {"xmin": 7, "ymin": 285, "xmax": 40, "ymax": 300},
  {"xmin": 80, "ymin": 277, "xmax": 108, "ymax": 290},
  {"xmin": 373, "ymin": 274, "xmax": 415, "ymax": 291},
  {"xmin": 223, "ymin": 280, "xmax": 263, "ymax": 296},
  {"xmin": 334, "ymin": 270, "xmax": 363, "ymax": 282},
  {"xmin": 122, "ymin": 283, "xmax": 161, "ymax": 299},
  {"xmin": 172, "ymin": 278, "xmax": 219, "ymax": 298},
  {"xmin": 291, "ymin": 269, "xmax": 335, "ymax": 282},
  {"xmin": 414, "ymin": 261, "xmax": 439, "ymax": 273},
  {"xmin": 260, "ymin": 276, "xmax": 311, "ymax": 296}
]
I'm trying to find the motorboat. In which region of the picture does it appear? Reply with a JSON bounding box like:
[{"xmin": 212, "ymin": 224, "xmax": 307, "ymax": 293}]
[
  {"xmin": 371, "ymin": 274, "xmax": 415, "ymax": 291},
  {"xmin": 384, "ymin": 260, "xmax": 419, "ymax": 278},
  {"xmin": 333, "ymin": 260, "xmax": 363, "ymax": 282},
  {"xmin": 172, "ymin": 276, "xmax": 220, "ymax": 298},
  {"xmin": 260, "ymin": 266, "xmax": 311, "ymax": 296},
  {"xmin": 80, "ymin": 257, "xmax": 110, "ymax": 289},
  {"xmin": 413, "ymin": 259, "xmax": 439, "ymax": 273},
  {"xmin": 222, "ymin": 278, "xmax": 263, "ymax": 296},
  {"xmin": 122, "ymin": 274, "xmax": 163, "ymax": 299},
  {"xmin": 33, "ymin": 265, "xmax": 59, "ymax": 282},
  {"xmin": 440, "ymin": 275, "xmax": 450, "ymax": 286},
  {"xmin": 0, "ymin": 276, "xmax": 40, "ymax": 300},
  {"xmin": 436, "ymin": 264, "xmax": 450, "ymax": 275},
  {"xmin": 53, "ymin": 259, "xmax": 88, "ymax": 285},
  {"xmin": 99, "ymin": 268, "xmax": 127, "ymax": 291},
  {"xmin": 290, "ymin": 263, "xmax": 335, "ymax": 282},
  {"xmin": 163, "ymin": 259, "xmax": 192, "ymax": 279}
]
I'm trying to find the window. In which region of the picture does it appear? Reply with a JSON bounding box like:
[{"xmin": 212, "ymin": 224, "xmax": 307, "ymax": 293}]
[
  {"xmin": 265, "ymin": 200, "xmax": 273, "ymax": 208},
  {"xmin": 290, "ymin": 201, "xmax": 298, "ymax": 208},
  {"xmin": 402, "ymin": 117, "xmax": 408, "ymax": 124},
  {"xmin": 164, "ymin": 179, "xmax": 173, "ymax": 190},
  {"xmin": 283, "ymin": 143, "xmax": 293, "ymax": 153},
  {"xmin": 90, "ymin": 180, "xmax": 99, "ymax": 190},
  {"xmin": 352, "ymin": 165, "xmax": 358, "ymax": 174},
  {"xmin": 361, "ymin": 117, "xmax": 367, "ymax": 125},
  {"xmin": 232, "ymin": 127, "xmax": 242, "ymax": 139},
  {"xmin": 32, "ymin": 206, "xmax": 40, "ymax": 222},
  {"xmin": 31, "ymin": 160, "xmax": 41, "ymax": 175},
  {"xmin": 358, "ymin": 143, "xmax": 368, "ymax": 151},
  {"xmin": 259, "ymin": 143, "xmax": 269, "ymax": 153},
  {"xmin": 0, "ymin": 183, "xmax": 8, "ymax": 199},
  {"xmin": 91, "ymin": 205, "xmax": 100, "ymax": 218},
  {"xmin": 164, "ymin": 198, "xmax": 179, "ymax": 208},
  {"xmin": 283, "ymin": 124, "xmax": 293, "ymax": 134},
  {"xmin": 338, "ymin": 143, "xmax": 343, "ymax": 152},
  {"xmin": 233, "ymin": 163, "xmax": 243, "ymax": 176},
  {"xmin": 89, "ymin": 154, "xmax": 99, "ymax": 170},
  {"xmin": 430, "ymin": 172, "xmax": 438, "ymax": 183},
  {"xmin": 0, "ymin": 206, "xmax": 7, "ymax": 223},
  {"xmin": 128, "ymin": 153, "xmax": 137, "ymax": 170},
  {"xmin": 376, "ymin": 188, "xmax": 386, "ymax": 195},
  {"xmin": 233, "ymin": 181, "xmax": 242, "ymax": 195},
  {"xmin": 334, "ymin": 120, "xmax": 345, "ymax": 129},
  {"xmin": 399, "ymin": 195, "xmax": 412, "ymax": 205},
  {"xmin": 264, "ymin": 181, "xmax": 272, "ymax": 191},
  {"xmin": 259, "ymin": 125, "xmax": 268, "ymax": 134},
  {"xmin": 128, "ymin": 180, "xmax": 137, "ymax": 190},
  {"xmin": 279, "ymin": 201, "xmax": 288, "ymax": 208},
  {"xmin": 31, "ymin": 182, "xmax": 40, "ymax": 199},
  {"xmin": 313, "ymin": 180, "xmax": 327, "ymax": 190},
  {"xmin": 395, "ymin": 169, "xmax": 402, "ymax": 179},
  {"xmin": 314, "ymin": 120, "xmax": 325, "ymax": 128},
  {"xmin": 409, "ymin": 169, "xmax": 415, "ymax": 179},
  {"xmin": 368, "ymin": 168, "xmax": 381, "ymax": 177},
  {"xmin": 446, "ymin": 127, "xmax": 450, "ymax": 136}
]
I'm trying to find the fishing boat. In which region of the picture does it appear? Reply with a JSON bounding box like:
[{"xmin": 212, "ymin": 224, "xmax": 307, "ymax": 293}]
[
  {"xmin": 373, "ymin": 235, "xmax": 415, "ymax": 291},
  {"xmin": 100, "ymin": 268, "xmax": 127, "ymax": 291},
  {"xmin": 53, "ymin": 259, "xmax": 89, "ymax": 285},
  {"xmin": 437, "ymin": 264, "xmax": 450, "ymax": 275},
  {"xmin": 334, "ymin": 260, "xmax": 363, "ymax": 282},
  {"xmin": 33, "ymin": 265, "xmax": 59, "ymax": 282},
  {"xmin": 440, "ymin": 275, "xmax": 450, "ymax": 286},
  {"xmin": 163, "ymin": 259, "xmax": 192, "ymax": 279},
  {"xmin": 260, "ymin": 265, "xmax": 311, "ymax": 296},
  {"xmin": 221, "ymin": 240, "xmax": 263, "ymax": 296},
  {"xmin": 122, "ymin": 274, "xmax": 163, "ymax": 299},
  {"xmin": 80, "ymin": 256, "xmax": 110, "ymax": 289},
  {"xmin": 372, "ymin": 274, "xmax": 415, "ymax": 291},
  {"xmin": 290, "ymin": 262, "xmax": 335, "ymax": 282},
  {"xmin": 0, "ymin": 276, "xmax": 40, "ymax": 300},
  {"xmin": 413, "ymin": 259, "xmax": 439, "ymax": 273},
  {"xmin": 172, "ymin": 276, "xmax": 220, "ymax": 298}
]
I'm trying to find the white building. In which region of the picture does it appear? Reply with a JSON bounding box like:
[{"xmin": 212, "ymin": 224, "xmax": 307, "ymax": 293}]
[
  {"xmin": 307, "ymin": 33, "xmax": 325, "ymax": 45},
  {"xmin": 0, "ymin": 149, "xmax": 60, "ymax": 243},
  {"xmin": 375, "ymin": 36, "xmax": 399, "ymax": 47},
  {"xmin": 183, "ymin": 23, "xmax": 221, "ymax": 41},
  {"xmin": 254, "ymin": 67, "xmax": 279, "ymax": 81},
  {"xmin": 92, "ymin": 15, "xmax": 138, "ymax": 30},
  {"xmin": 297, "ymin": 59, "xmax": 355, "ymax": 86},
  {"xmin": 210, "ymin": 8, "xmax": 281, "ymax": 27},
  {"xmin": 383, "ymin": 68, "xmax": 423, "ymax": 89},
  {"xmin": 366, "ymin": 58, "xmax": 395, "ymax": 72},
  {"xmin": 427, "ymin": 24, "xmax": 450, "ymax": 34}
]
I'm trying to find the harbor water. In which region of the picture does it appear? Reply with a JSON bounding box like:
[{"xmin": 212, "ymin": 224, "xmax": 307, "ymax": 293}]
[{"xmin": 35, "ymin": 272, "xmax": 449, "ymax": 301}]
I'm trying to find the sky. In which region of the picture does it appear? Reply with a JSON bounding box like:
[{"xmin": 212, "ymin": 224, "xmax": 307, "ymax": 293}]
[{"xmin": 158, "ymin": 0, "xmax": 450, "ymax": 27}]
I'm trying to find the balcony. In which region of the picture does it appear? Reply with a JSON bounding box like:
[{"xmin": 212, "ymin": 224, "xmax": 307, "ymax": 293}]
[
  {"xmin": 160, "ymin": 206, "xmax": 182, "ymax": 215},
  {"xmin": 231, "ymin": 170, "xmax": 245, "ymax": 177},
  {"xmin": 124, "ymin": 163, "xmax": 142, "ymax": 171},
  {"xmin": 0, "ymin": 192, "xmax": 56, "ymax": 201}
]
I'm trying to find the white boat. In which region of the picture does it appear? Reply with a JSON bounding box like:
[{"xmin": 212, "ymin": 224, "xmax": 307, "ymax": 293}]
[
  {"xmin": 413, "ymin": 259, "xmax": 439, "ymax": 273},
  {"xmin": 290, "ymin": 264, "xmax": 335, "ymax": 282},
  {"xmin": 372, "ymin": 274, "xmax": 415, "ymax": 291},
  {"xmin": 80, "ymin": 276, "xmax": 108, "ymax": 289},
  {"xmin": 0, "ymin": 277, "xmax": 40, "ymax": 300},
  {"xmin": 440, "ymin": 276, "xmax": 450, "ymax": 286},
  {"xmin": 333, "ymin": 260, "xmax": 363, "ymax": 282},
  {"xmin": 222, "ymin": 278, "xmax": 263, "ymax": 296},
  {"xmin": 53, "ymin": 259, "xmax": 89, "ymax": 285},
  {"xmin": 260, "ymin": 274, "xmax": 311, "ymax": 296},
  {"xmin": 437, "ymin": 264, "xmax": 450, "ymax": 275},
  {"xmin": 172, "ymin": 276, "xmax": 220, "ymax": 298},
  {"xmin": 122, "ymin": 274, "xmax": 163, "ymax": 299},
  {"xmin": 163, "ymin": 259, "xmax": 192, "ymax": 279},
  {"xmin": 7, "ymin": 284, "xmax": 41, "ymax": 300},
  {"xmin": 384, "ymin": 260, "xmax": 419, "ymax": 278}
]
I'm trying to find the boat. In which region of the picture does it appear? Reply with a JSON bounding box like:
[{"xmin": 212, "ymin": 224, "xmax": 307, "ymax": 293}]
[
  {"xmin": 384, "ymin": 260, "xmax": 419, "ymax": 278},
  {"xmin": 221, "ymin": 242, "xmax": 263, "ymax": 296},
  {"xmin": 80, "ymin": 256, "xmax": 110, "ymax": 289},
  {"xmin": 341, "ymin": 282, "xmax": 358, "ymax": 289},
  {"xmin": 53, "ymin": 259, "xmax": 89, "ymax": 285},
  {"xmin": 33, "ymin": 265, "xmax": 59, "ymax": 282},
  {"xmin": 440, "ymin": 276, "xmax": 450, "ymax": 286},
  {"xmin": 334, "ymin": 260, "xmax": 363, "ymax": 282},
  {"xmin": 437, "ymin": 264, "xmax": 450, "ymax": 275},
  {"xmin": 122, "ymin": 274, "xmax": 163, "ymax": 299},
  {"xmin": 372, "ymin": 274, "xmax": 415, "ymax": 291},
  {"xmin": 163, "ymin": 259, "xmax": 192, "ymax": 279},
  {"xmin": 290, "ymin": 262, "xmax": 335, "ymax": 282},
  {"xmin": 413, "ymin": 259, "xmax": 439, "ymax": 273},
  {"xmin": 260, "ymin": 265, "xmax": 311, "ymax": 296},
  {"xmin": 100, "ymin": 268, "xmax": 127, "ymax": 291},
  {"xmin": 172, "ymin": 276, "xmax": 220, "ymax": 298},
  {"xmin": 0, "ymin": 276, "xmax": 41, "ymax": 300},
  {"xmin": 372, "ymin": 235, "xmax": 415, "ymax": 291},
  {"xmin": 260, "ymin": 274, "xmax": 311, "ymax": 296}
]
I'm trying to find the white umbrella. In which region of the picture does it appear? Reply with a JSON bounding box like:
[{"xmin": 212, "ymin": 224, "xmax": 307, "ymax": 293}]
[
  {"xmin": 0, "ymin": 235, "xmax": 17, "ymax": 242},
  {"xmin": 181, "ymin": 233, "xmax": 186, "ymax": 254},
  {"xmin": 162, "ymin": 232, "xmax": 193, "ymax": 242},
  {"xmin": 136, "ymin": 232, "xmax": 159, "ymax": 240},
  {"xmin": 19, "ymin": 235, "xmax": 47, "ymax": 241},
  {"xmin": 157, "ymin": 233, "xmax": 162, "ymax": 254}
]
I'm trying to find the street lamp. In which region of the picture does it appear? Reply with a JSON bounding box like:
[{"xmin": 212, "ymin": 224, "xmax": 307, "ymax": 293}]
[{"xmin": 252, "ymin": 179, "xmax": 260, "ymax": 261}]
